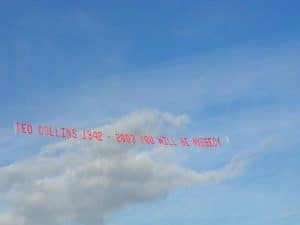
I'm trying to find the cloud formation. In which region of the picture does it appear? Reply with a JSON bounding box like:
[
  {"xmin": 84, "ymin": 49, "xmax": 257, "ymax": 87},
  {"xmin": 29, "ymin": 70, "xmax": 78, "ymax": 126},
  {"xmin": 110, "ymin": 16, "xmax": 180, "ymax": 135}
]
[{"xmin": 0, "ymin": 109, "xmax": 246, "ymax": 225}]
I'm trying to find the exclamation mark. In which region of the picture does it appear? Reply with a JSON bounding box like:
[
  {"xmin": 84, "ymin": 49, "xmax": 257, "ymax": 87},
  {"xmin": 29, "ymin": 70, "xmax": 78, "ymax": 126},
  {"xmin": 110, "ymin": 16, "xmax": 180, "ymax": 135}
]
[{"xmin": 225, "ymin": 136, "xmax": 231, "ymax": 144}]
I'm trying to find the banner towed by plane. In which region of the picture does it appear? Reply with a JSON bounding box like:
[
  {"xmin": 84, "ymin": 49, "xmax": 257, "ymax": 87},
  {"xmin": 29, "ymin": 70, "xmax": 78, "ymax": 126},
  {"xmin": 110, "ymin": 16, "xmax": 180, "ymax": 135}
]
[{"xmin": 14, "ymin": 122, "xmax": 230, "ymax": 148}]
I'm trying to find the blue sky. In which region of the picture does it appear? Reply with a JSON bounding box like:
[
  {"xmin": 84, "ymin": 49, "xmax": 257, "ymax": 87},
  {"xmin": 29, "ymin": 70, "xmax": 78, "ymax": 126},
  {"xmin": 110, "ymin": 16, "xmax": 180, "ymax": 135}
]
[{"xmin": 0, "ymin": 1, "xmax": 300, "ymax": 225}]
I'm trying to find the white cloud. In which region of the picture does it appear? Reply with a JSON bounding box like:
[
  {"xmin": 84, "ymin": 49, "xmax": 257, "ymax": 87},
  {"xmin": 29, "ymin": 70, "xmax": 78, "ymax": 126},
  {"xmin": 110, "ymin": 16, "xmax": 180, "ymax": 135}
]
[{"xmin": 0, "ymin": 109, "xmax": 246, "ymax": 225}]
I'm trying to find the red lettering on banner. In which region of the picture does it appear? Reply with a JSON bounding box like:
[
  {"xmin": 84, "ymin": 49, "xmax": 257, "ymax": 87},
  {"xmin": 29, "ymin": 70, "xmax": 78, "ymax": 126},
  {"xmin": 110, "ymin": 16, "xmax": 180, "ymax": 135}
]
[
  {"xmin": 140, "ymin": 135, "xmax": 155, "ymax": 144},
  {"xmin": 192, "ymin": 137, "xmax": 221, "ymax": 148},
  {"xmin": 72, "ymin": 128, "xmax": 77, "ymax": 139},
  {"xmin": 15, "ymin": 122, "xmax": 33, "ymax": 135},
  {"xmin": 36, "ymin": 125, "xmax": 77, "ymax": 140},
  {"xmin": 157, "ymin": 136, "xmax": 177, "ymax": 146},
  {"xmin": 115, "ymin": 133, "xmax": 136, "ymax": 144},
  {"xmin": 180, "ymin": 137, "xmax": 190, "ymax": 147},
  {"xmin": 13, "ymin": 122, "xmax": 224, "ymax": 149},
  {"xmin": 66, "ymin": 128, "xmax": 72, "ymax": 139}
]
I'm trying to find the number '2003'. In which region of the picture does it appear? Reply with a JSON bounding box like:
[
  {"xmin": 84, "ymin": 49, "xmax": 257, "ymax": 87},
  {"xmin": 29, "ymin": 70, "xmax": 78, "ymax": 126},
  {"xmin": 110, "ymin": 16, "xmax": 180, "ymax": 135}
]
[{"xmin": 115, "ymin": 133, "xmax": 136, "ymax": 144}]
